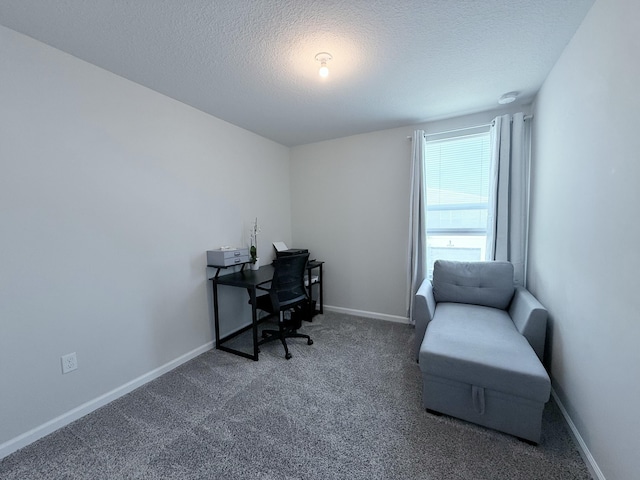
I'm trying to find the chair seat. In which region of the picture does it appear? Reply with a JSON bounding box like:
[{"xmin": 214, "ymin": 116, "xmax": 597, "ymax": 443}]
[
  {"xmin": 255, "ymin": 292, "xmax": 306, "ymax": 313},
  {"xmin": 419, "ymin": 303, "xmax": 550, "ymax": 403}
]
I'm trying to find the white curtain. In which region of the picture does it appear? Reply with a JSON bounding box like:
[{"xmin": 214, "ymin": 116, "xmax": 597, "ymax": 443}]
[
  {"xmin": 486, "ymin": 113, "xmax": 531, "ymax": 285},
  {"xmin": 407, "ymin": 129, "xmax": 427, "ymax": 322}
]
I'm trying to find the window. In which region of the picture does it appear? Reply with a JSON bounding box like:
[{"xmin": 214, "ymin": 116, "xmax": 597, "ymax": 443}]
[{"xmin": 425, "ymin": 130, "xmax": 491, "ymax": 279}]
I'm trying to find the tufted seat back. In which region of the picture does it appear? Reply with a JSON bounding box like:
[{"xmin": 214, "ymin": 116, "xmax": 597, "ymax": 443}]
[{"xmin": 432, "ymin": 260, "xmax": 515, "ymax": 310}]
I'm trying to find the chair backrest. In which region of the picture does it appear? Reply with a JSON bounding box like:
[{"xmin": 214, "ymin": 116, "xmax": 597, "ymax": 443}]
[
  {"xmin": 432, "ymin": 260, "xmax": 515, "ymax": 310},
  {"xmin": 269, "ymin": 253, "xmax": 310, "ymax": 311}
]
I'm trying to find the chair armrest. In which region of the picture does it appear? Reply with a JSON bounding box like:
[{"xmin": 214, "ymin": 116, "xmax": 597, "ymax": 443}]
[
  {"xmin": 414, "ymin": 279, "xmax": 436, "ymax": 361},
  {"xmin": 508, "ymin": 286, "xmax": 548, "ymax": 361}
]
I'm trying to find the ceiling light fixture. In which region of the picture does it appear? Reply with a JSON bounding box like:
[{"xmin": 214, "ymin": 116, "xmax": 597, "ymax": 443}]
[
  {"xmin": 315, "ymin": 52, "xmax": 332, "ymax": 78},
  {"xmin": 498, "ymin": 92, "xmax": 518, "ymax": 104}
]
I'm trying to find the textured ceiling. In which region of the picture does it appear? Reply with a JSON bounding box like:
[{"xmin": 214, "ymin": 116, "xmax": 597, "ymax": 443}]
[{"xmin": 0, "ymin": 0, "xmax": 594, "ymax": 146}]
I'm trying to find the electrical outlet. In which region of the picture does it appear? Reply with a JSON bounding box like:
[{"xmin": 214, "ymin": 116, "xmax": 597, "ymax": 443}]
[{"xmin": 61, "ymin": 352, "xmax": 78, "ymax": 374}]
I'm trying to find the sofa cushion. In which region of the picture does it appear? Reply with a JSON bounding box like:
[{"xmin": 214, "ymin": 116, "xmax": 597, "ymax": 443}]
[
  {"xmin": 432, "ymin": 260, "xmax": 515, "ymax": 310},
  {"xmin": 419, "ymin": 303, "xmax": 550, "ymax": 403}
]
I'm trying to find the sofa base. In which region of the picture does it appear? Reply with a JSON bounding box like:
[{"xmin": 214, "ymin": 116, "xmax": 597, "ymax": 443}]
[{"xmin": 422, "ymin": 374, "xmax": 545, "ymax": 444}]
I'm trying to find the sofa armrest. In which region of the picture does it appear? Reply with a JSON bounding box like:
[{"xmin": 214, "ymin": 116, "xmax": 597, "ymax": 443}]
[
  {"xmin": 508, "ymin": 286, "xmax": 548, "ymax": 361},
  {"xmin": 414, "ymin": 278, "xmax": 436, "ymax": 361}
]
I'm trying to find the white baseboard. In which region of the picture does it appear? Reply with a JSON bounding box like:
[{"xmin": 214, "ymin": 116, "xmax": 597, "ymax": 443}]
[
  {"xmin": 551, "ymin": 388, "xmax": 605, "ymax": 480},
  {"xmin": 0, "ymin": 341, "xmax": 214, "ymax": 460},
  {"xmin": 323, "ymin": 305, "xmax": 410, "ymax": 324}
]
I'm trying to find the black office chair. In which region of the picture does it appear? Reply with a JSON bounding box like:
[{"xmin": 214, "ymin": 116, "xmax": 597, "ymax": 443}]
[{"xmin": 253, "ymin": 253, "xmax": 313, "ymax": 359}]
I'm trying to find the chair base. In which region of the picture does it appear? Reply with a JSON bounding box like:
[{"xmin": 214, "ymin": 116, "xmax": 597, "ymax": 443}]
[{"xmin": 258, "ymin": 327, "xmax": 313, "ymax": 360}]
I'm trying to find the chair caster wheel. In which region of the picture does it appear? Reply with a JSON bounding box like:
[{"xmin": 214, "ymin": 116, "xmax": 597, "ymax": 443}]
[
  {"xmin": 285, "ymin": 352, "xmax": 292, "ymax": 360},
  {"xmin": 308, "ymin": 339, "xmax": 313, "ymax": 345}
]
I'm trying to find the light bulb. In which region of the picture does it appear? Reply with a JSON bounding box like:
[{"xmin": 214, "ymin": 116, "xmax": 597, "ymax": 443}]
[{"xmin": 315, "ymin": 52, "xmax": 332, "ymax": 78}]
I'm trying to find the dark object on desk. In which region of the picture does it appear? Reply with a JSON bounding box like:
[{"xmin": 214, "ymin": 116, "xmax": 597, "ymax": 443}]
[
  {"xmin": 275, "ymin": 248, "xmax": 309, "ymax": 257},
  {"xmin": 251, "ymin": 253, "xmax": 313, "ymax": 360}
]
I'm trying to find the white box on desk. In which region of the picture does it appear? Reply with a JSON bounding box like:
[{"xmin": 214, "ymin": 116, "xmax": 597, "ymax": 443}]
[{"xmin": 207, "ymin": 248, "xmax": 250, "ymax": 267}]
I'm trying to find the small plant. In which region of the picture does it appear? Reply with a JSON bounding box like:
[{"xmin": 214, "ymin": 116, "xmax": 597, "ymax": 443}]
[{"xmin": 249, "ymin": 217, "xmax": 261, "ymax": 263}]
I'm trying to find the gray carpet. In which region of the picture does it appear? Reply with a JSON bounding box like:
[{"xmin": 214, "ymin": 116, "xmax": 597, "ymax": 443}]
[{"xmin": 1, "ymin": 312, "xmax": 592, "ymax": 479}]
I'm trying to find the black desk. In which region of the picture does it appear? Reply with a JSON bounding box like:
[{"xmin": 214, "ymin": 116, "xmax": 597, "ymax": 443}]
[{"xmin": 212, "ymin": 261, "xmax": 324, "ymax": 361}]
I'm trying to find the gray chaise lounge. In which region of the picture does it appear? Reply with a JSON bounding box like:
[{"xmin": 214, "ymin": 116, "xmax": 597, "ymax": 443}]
[{"xmin": 414, "ymin": 260, "xmax": 551, "ymax": 443}]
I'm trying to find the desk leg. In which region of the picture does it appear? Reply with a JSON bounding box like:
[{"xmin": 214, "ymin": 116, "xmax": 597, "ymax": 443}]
[
  {"xmin": 318, "ymin": 264, "xmax": 324, "ymax": 314},
  {"xmin": 212, "ymin": 279, "xmax": 221, "ymax": 349},
  {"xmin": 249, "ymin": 287, "xmax": 259, "ymax": 361},
  {"xmin": 306, "ymin": 268, "xmax": 313, "ymax": 321},
  {"xmin": 214, "ymin": 284, "xmax": 260, "ymax": 361}
]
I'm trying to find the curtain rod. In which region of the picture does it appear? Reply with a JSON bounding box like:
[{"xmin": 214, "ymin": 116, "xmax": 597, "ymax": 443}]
[{"xmin": 407, "ymin": 114, "xmax": 533, "ymax": 139}]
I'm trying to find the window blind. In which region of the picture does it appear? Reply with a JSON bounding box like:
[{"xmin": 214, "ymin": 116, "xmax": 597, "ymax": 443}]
[{"xmin": 425, "ymin": 132, "xmax": 490, "ymax": 233}]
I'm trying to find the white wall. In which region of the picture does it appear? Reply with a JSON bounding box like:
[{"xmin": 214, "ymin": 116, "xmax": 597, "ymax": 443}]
[
  {"xmin": 290, "ymin": 106, "xmax": 528, "ymax": 321},
  {"xmin": 0, "ymin": 26, "xmax": 291, "ymax": 452},
  {"xmin": 528, "ymin": 1, "xmax": 640, "ymax": 478}
]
